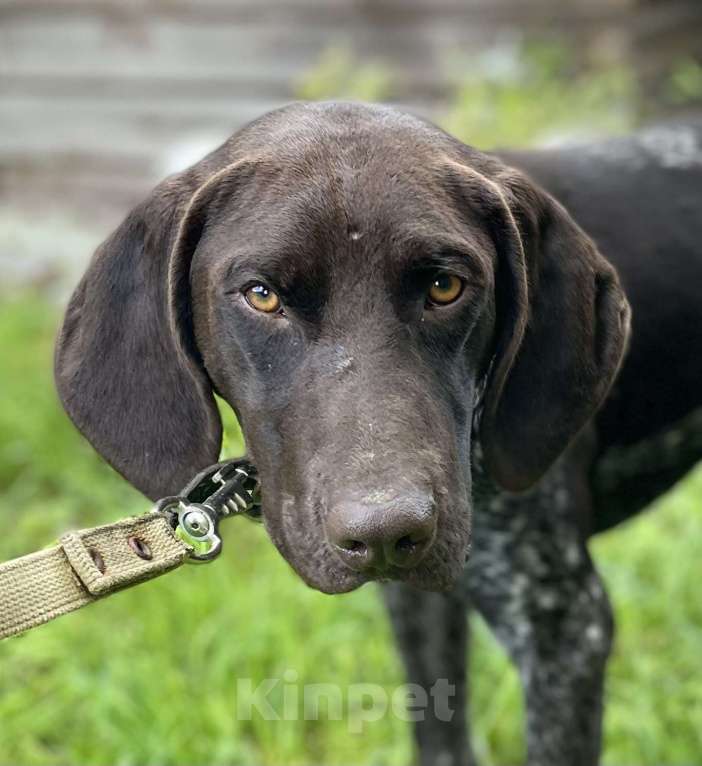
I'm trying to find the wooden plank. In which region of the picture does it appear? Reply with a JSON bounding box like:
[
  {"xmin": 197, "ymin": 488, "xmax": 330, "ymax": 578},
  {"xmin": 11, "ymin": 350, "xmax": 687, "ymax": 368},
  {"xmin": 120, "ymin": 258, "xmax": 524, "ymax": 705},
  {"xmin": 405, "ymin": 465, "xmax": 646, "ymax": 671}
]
[
  {"xmin": 0, "ymin": 73, "xmax": 297, "ymax": 100},
  {"xmin": 0, "ymin": 98, "xmax": 284, "ymax": 157},
  {"xmin": 0, "ymin": 65, "xmax": 454, "ymax": 101},
  {"xmin": 0, "ymin": 18, "xmax": 600, "ymax": 91},
  {"xmin": 0, "ymin": 0, "xmax": 634, "ymax": 25},
  {"xmin": 3, "ymin": 0, "xmax": 699, "ymax": 196}
]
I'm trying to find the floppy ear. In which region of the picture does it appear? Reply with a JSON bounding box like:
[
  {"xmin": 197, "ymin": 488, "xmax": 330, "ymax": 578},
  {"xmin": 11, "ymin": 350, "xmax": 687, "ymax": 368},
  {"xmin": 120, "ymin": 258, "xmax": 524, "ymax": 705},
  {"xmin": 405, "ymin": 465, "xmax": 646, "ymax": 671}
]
[
  {"xmin": 55, "ymin": 161, "xmax": 250, "ymax": 500},
  {"xmin": 476, "ymin": 166, "xmax": 631, "ymax": 492}
]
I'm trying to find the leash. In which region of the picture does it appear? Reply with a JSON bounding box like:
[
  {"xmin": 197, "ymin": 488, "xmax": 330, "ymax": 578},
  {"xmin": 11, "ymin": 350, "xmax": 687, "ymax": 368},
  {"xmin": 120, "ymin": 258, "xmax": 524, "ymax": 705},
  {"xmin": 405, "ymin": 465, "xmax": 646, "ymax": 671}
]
[{"xmin": 0, "ymin": 457, "xmax": 260, "ymax": 641}]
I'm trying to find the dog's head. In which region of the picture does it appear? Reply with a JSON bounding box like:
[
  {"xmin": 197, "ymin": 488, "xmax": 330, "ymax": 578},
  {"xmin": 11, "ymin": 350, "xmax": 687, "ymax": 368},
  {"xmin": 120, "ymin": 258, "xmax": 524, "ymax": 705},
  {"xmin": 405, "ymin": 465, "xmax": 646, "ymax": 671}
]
[{"xmin": 55, "ymin": 103, "xmax": 630, "ymax": 593}]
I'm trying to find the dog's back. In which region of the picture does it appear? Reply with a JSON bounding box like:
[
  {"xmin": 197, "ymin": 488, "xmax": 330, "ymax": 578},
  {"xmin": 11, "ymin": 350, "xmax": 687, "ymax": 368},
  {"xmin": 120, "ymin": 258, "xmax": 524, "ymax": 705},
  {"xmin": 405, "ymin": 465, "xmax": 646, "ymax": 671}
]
[{"xmin": 500, "ymin": 123, "xmax": 702, "ymax": 531}]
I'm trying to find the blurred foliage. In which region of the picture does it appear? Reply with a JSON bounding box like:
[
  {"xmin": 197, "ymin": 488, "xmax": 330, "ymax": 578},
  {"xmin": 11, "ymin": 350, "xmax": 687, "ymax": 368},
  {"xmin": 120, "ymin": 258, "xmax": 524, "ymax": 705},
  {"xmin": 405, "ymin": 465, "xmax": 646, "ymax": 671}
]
[
  {"xmin": 667, "ymin": 56, "xmax": 702, "ymax": 106},
  {"xmin": 297, "ymin": 40, "xmax": 702, "ymax": 150},
  {"xmin": 297, "ymin": 42, "xmax": 638, "ymax": 149},
  {"xmin": 1, "ymin": 294, "xmax": 702, "ymax": 766},
  {"xmin": 443, "ymin": 42, "xmax": 637, "ymax": 148},
  {"xmin": 296, "ymin": 47, "xmax": 393, "ymax": 103}
]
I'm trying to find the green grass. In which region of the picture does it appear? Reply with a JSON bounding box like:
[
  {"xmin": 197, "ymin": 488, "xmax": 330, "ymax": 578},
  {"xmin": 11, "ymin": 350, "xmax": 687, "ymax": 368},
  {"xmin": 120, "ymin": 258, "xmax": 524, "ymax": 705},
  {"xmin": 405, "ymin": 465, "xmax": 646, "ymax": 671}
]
[{"xmin": 0, "ymin": 294, "xmax": 701, "ymax": 766}]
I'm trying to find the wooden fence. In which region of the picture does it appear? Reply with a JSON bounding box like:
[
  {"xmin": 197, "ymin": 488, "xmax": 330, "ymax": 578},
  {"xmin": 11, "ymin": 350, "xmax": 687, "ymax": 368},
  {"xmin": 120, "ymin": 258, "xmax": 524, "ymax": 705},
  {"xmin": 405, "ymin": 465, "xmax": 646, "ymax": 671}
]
[{"xmin": 1, "ymin": 0, "xmax": 701, "ymax": 223}]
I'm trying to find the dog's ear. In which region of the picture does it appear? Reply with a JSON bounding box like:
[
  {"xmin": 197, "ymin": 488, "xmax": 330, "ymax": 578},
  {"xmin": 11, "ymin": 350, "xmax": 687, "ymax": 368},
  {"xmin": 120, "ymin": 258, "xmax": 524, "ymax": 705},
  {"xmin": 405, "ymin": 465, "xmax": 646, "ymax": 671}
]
[
  {"xmin": 55, "ymin": 160, "xmax": 252, "ymax": 500},
  {"xmin": 472, "ymin": 164, "xmax": 631, "ymax": 492}
]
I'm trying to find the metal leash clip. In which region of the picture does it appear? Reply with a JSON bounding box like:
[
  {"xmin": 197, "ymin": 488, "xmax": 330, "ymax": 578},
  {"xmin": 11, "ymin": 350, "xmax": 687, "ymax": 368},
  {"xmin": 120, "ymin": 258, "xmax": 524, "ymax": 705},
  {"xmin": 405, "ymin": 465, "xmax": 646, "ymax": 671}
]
[{"xmin": 155, "ymin": 458, "xmax": 261, "ymax": 563}]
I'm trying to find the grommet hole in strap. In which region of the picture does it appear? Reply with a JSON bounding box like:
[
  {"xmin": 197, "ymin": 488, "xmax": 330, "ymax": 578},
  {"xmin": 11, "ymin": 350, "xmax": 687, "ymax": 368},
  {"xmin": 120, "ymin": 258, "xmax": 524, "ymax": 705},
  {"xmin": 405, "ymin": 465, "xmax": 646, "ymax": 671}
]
[
  {"xmin": 127, "ymin": 537, "xmax": 152, "ymax": 561},
  {"xmin": 88, "ymin": 548, "xmax": 106, "ymax": 574}
]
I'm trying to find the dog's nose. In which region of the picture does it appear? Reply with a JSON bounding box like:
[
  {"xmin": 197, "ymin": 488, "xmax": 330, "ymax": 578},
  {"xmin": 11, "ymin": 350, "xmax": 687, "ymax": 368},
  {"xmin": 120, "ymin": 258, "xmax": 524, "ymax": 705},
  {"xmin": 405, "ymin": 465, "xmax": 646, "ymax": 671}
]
[{"xmin": 325, "ymin": 492, "xmax": 437, "ymax": 573}]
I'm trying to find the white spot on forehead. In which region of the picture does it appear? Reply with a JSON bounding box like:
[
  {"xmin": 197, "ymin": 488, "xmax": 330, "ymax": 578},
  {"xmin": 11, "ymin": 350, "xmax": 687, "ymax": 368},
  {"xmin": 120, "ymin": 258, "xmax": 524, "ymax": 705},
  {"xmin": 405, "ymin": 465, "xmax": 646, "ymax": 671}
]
[
  {"xmin": 336, "ymin": 356, "xmax": 353, "ymax": 372},
  {"xmin": 363, "ymin": 489, "xmax": 395, "ymax": 505},
  {"xmin": 348, "ymin": 229, "xmax": 362, "ymax": 241}
]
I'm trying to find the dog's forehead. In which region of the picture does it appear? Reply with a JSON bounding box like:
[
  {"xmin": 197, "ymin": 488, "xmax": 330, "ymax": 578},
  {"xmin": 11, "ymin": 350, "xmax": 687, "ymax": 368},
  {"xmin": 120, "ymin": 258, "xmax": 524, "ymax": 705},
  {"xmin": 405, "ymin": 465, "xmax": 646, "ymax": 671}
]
[
  {"xmin": 227, "ymin": 102, "xmax": 467, "ymax": 204},
  {"xmin": 231, "ymin": 100, "xmax": 454, "ymax": 161},
  {"xmin": 205, "ymin": 157, "xmax": 493, "ymax": 286},
  {"xmin": 198, "ymin": 104, "xmax": 497, "ymax": 283},
  {"xmin": 224, "ymin": 151, "xmax": 482, "ymax": 247}
]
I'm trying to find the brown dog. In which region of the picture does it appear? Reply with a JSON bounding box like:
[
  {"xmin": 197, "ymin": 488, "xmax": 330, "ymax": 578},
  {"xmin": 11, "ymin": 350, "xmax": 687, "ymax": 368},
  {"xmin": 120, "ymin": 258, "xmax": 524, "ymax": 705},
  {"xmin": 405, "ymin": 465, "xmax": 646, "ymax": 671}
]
[{"xmin": 56, "ymin": 102, "xmax": 702, "ymax": 765}]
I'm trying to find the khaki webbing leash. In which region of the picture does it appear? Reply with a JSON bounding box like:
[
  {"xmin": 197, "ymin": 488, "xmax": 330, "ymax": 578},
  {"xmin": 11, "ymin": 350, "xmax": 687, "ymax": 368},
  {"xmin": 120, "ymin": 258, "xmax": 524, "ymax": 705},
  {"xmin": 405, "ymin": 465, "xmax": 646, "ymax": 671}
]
[
  {"xmin": 0, "ymin": 458, "xmax": 260, "ymax": 641},
  {"xmin": 0, "ymin": 512, "xmax": 190, "ymax": 640}
]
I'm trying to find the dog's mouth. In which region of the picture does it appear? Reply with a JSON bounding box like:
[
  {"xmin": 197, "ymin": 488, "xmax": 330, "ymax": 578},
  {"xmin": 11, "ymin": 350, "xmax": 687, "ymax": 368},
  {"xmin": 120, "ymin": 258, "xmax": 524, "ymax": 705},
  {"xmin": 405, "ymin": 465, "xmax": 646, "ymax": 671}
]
[
  {"xmin": 284, "ymin": 544, "xmax": 470, "ymax": 595},
  {"xmin": 260, "ymin": 492, "xmax": 471, "ymax": 595}
]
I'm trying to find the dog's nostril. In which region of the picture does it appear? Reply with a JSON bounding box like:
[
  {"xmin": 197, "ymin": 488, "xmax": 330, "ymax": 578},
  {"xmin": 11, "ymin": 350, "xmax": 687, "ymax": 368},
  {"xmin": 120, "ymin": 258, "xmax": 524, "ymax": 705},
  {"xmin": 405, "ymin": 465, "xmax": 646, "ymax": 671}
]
[
  {"xmin": 395, "ymin": 535, "xmax": 417, "ymax": 553},
  {"xmin": 341, "ymin": 539, "xmax": 367, "ymax": 554}
]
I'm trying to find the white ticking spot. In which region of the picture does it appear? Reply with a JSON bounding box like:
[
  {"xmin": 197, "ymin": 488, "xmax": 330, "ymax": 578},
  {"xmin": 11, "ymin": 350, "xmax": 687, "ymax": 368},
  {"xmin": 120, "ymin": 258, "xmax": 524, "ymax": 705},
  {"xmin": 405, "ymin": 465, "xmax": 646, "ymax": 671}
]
[
  {"xmin": 554, "ymin": 487, "xmax": 570, "ymax": 510},
  {"xmin": 348, "ymin": 229, "xmax": 362, "ymax": 241},
  {"xmin": 514, "ymin": 619, "xmax": 531, "ymax": 642},
  {"xmin": 565, "ymin": 544, "xmax": 582, "ymax": 567},
  {"xmin": 638, "ymin": 126, "xmax": 702, "ymax": 169},
  {"xmin": 586, "ymin": 623, "xmax": 604, "ymax": 645},
  {"xmin": 589, "ymin": 579, "xmax": 604, "ymax": 600},
  {"xmin": 435, "ymin": 751, "xmax": 454, "ymax": 766},
  {"xmin": 562, "ymin": 125, "xmax": 702, "ymax": 172},
  {"xmin": 512, "ymin": 573, "xmax": 529, "ymax": 596},
  {"xmin": 537, "ymin": 590, "xmax": 558, "ymax": 610}
]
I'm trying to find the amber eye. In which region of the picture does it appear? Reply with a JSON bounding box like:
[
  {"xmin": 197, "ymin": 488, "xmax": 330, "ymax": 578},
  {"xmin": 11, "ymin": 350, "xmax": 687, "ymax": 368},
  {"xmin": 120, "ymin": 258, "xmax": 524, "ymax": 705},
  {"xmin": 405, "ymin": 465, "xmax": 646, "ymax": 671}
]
[
  {"xmin": 244, "ymin": 283, "xmax": 282, "ymax": 314},
  {"xmin": 427, "ymin": 273, "xmax": 464, "ymax": 306}
]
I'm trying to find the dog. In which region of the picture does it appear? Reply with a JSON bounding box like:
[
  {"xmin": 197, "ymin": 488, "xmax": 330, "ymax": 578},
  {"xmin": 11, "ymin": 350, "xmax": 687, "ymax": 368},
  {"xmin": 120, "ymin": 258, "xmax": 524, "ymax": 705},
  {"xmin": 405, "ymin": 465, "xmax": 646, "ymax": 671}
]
[{"xmin": 54, "ymin": 102, "xmax": 702, "ymax": 765}]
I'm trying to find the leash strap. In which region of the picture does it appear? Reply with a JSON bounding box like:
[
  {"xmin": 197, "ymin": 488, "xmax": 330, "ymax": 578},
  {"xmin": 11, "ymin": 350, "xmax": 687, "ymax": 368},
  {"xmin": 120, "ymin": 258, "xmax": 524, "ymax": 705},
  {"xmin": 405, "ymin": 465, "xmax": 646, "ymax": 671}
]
[
  {"xmin": 0, "ymin": 512, "xmax": 190, "ymax": 640},
  {"xmin": 0, "ymin": 458, "xmax": 260, "ymax": 641}
]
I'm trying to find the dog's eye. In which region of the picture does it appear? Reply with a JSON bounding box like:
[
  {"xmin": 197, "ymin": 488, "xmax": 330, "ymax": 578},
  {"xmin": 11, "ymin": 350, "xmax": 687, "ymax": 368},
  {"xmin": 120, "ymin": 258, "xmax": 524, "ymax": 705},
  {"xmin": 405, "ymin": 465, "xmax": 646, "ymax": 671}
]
[
  {"xmin": 244, "ymin": 283, "xmax": 282, "ymax": 314},
  {"xmin": 426, "ymin": 273, "xmax": 464, "ymax": 307}
]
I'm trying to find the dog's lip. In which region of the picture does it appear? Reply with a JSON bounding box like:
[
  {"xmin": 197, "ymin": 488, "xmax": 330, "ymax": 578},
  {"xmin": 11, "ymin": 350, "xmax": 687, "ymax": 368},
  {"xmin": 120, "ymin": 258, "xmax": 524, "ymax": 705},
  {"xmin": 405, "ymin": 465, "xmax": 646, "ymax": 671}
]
[
  {"xmin": 288, "ymin": 537, "xmax": 436, "ymax": 593},
  {"xmin": 311, "ymin": 559, "xmax": 462, "ymax": 594},
  {"xmin": 300, "ymin": 565, "xmax": 370, "ymax": 594},
  {"xmin": 309, "ymin": 541, "xmax": 464, "ymax": 593},
  {"xmin": 276, "ymin": 537, "xmax": 465, "ymax": 594},
  {"xmin": 264, "ymin": 491, "xmax": 467, "ymax": 593}
]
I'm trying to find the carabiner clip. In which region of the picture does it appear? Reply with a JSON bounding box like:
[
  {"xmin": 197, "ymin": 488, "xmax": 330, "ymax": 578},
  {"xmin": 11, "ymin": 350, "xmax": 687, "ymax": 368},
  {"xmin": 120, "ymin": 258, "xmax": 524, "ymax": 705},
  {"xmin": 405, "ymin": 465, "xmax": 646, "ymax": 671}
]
[
  {"xmin": 155, "ymin": 457, "xmax": 260, "ymax": 563},
  {"xmin": 174, "ymin": 502, "xmax": 222, "ymax": 562}
]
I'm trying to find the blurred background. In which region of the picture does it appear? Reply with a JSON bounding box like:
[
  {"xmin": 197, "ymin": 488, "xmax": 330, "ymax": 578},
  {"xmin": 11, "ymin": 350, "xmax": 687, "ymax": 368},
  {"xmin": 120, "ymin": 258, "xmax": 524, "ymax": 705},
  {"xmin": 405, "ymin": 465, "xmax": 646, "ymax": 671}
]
[{"xmin": 1, "ymin": 1, "xmax": 702, "ymax": 764}]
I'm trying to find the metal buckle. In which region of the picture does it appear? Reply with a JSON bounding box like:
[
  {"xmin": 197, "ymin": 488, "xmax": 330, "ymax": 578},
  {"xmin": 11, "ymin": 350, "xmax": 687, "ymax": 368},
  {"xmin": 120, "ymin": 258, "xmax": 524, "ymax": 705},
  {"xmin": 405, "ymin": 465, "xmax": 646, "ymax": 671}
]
[
  {"xmin": 173, "ymin": 501, "xmax": 222, "ymax": 562},
  {"xmin": 156, "ymin": 458, "xmax": 261, "ymax": 563}
]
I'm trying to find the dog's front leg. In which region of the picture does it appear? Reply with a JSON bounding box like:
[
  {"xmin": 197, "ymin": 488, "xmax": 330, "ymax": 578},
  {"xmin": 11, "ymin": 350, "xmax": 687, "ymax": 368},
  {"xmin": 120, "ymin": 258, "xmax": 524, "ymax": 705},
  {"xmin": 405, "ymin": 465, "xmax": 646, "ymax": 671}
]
[
  {"xmin": 467, "ymin": 464, "xmax": 613, "ymax": 766},
  {"xmin": 382, "ymin": 583, "xmax": 476, "ymax": 766}
]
